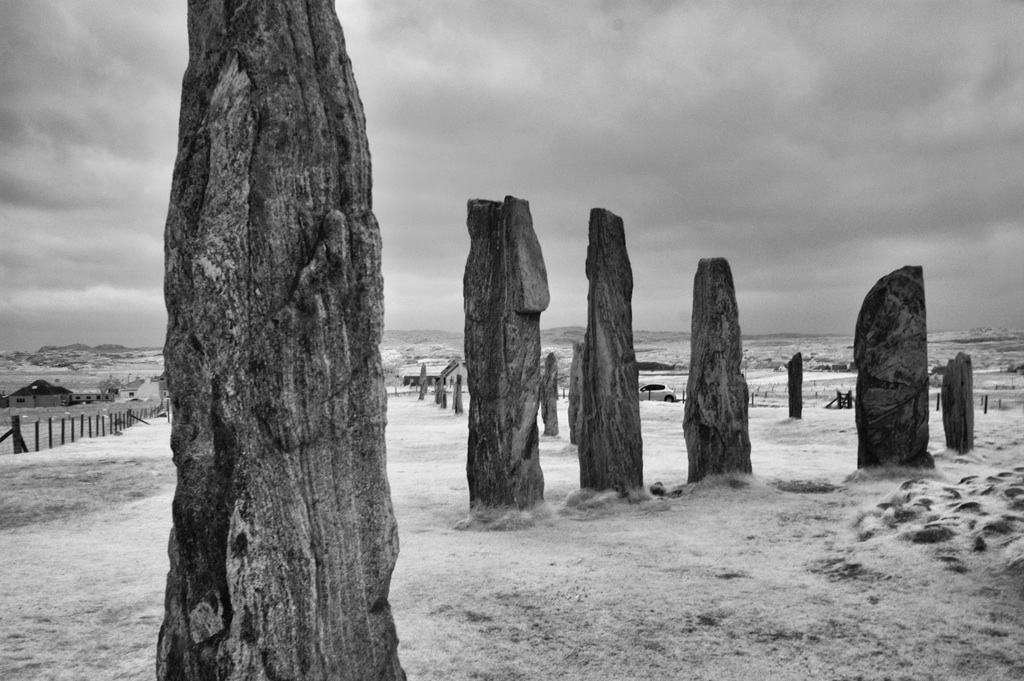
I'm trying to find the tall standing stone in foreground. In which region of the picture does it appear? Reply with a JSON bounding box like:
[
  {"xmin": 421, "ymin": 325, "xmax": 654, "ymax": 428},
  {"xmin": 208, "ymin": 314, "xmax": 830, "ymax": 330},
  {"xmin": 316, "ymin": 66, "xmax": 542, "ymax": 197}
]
[
  {"xmin": 683, "ymin": 258, "xmax": 752, "ymax": 483},
  {"xmin": 568, "ymin": 340, "xmax": 585, "ymax": 445},
  {"xmin": 158, "ymin": 2, "xmax": 405, "ymax": 679},
  {"xmin": 464, "ymin": 196, "xmax": 550, "ymax": 509},
  {"xmin": 540, "ymin": 352, "xmax": 559, "ymax": 437},
  {"xmin": 941, "ymin": 352, "xmax": 974, "ymax": 454},
  {"xmin": 787, "ymin": 352, "xmax": 803, "ymax": 419},
  {"xmin": 578, "ymin": 209, "xmax": 643, "ymax": 493},
  {"xmin": 854, "ymin": 266, "xmax": 932, "ymax": 469}
]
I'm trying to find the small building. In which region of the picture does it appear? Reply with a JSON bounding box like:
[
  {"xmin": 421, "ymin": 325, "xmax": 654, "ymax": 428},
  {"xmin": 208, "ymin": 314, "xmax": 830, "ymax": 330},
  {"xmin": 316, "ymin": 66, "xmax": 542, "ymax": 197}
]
[
  {"xmin": 116, "ymin": 376, "xmax": 166, "ymax": 402},
  {"xmin": 439, "ymin": 359, "xmax": 467, "ymax": 388},
  {"xmin": 68, "ymin": 389, "xmax": 113, "ymax": 405},
  {"xmin": 401, "ymin": 362, "xmax": 450, "ymax": 387},
  {"xmin": 1, "ymin": 379, "xmax": 73, "ymax": 408}
]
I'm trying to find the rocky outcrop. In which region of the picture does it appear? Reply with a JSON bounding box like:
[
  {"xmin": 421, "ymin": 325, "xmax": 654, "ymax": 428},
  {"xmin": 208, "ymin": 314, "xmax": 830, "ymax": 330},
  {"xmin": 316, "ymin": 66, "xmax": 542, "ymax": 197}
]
[
  {"xmin": 578, "ymin": 209, "xmax": 643, "ymax": 493},
  {"xmin": 942, "ymin": 352, "xmax": 974, "ymax": 454},
  {"xmin": 568, "ymin": 340, "xmax": 584, "ymax": 445},
  {"xmin": 541, "ymin": 352, "xmax": 559, "ymax": 436},
  {"xmin": 787, "ymin": 352, "xmax": 803, "ymax": 419},
  {"xmin": 158, "ymin": 1, "xmax": 405, "ymax": 678},
  {"xmin": 854, "ymin": 266, "xmax": 932, "ymax": 469},
  {"xmin": 464, "ymin": 196, "xmax": 550, "ymax": 509},
  {"xmin": 683, "ymin": 258, "xmax": 751, "ymax": 483}
]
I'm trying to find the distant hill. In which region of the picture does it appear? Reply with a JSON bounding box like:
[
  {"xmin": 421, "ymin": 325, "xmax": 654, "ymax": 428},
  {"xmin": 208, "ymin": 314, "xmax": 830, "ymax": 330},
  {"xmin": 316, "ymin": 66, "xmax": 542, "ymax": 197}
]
[
  {"xmin": 37, "ymin": 343, "xmax": 93, "ymax": 353},
  {"xmin": 35, "ymin": 343, "xmax": 159, "ymax": 354},
  {"xmin": 383, "ymin": 330, "xmax": 463, "ymax": 345}
]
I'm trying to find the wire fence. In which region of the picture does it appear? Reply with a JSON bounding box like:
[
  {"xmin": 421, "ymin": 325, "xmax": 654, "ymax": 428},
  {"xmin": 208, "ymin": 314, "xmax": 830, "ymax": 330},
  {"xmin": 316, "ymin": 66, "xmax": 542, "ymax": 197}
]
[
  {"xmin": 0, "ymin": 403, "xmax": 166, "ymax": 456},
  {"xmin": 745, "ymin": 385, "xmax": 1024, "ymax": 414}
]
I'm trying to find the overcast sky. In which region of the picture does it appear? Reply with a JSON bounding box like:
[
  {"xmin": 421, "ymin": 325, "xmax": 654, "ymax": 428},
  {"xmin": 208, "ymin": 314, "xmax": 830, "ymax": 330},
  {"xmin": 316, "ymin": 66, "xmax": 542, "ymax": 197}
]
[{"xmin": 1, "ymin": 1, "xmax": 1022, "ymax": 350}]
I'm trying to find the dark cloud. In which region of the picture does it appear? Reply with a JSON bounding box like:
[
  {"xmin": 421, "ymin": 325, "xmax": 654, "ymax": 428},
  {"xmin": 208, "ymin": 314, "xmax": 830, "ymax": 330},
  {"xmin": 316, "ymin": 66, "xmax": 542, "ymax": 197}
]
[
  {"xmin": 350, "ymin": 1, "xmax": 1024, "ymax": 334},
  {"xmin": 1, "ymin": 1, "xmax": 1021, "ymax": 349}
]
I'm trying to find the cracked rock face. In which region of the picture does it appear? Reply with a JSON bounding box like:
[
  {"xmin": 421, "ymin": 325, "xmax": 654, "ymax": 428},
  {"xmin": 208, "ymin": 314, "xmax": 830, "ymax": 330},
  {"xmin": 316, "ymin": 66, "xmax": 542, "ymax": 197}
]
[
  {"xmin": 541, "ymin": 352, "xmax": 559, "ymax": 437},
  {"xmin": 787, "ymin": 352, "xmax": 803, "ymax": 419},
  {"xmin": 855, "ymin": 265, "xmax": 933, "ymax": 469},
  {"xmin": 159, "ymin": 2, "xmax": 405, "ymax": 679},
  {"xmin": 683, "ymin": 257, "xmax": 751, "ymax": 483},
  {"xmin": 568, "ymin": 340, "xmax": 584, "ymax": 445},
  {"xmin": 577, "ymin": 208, "xmax": 643, "ymax": 493},
  {"xmin": 463, "ymin": 196, "xmax": 550, "ymax": 510},
  {"xmin": 942, "ymin": 352, "xmax": 974, "ymax": 454}
]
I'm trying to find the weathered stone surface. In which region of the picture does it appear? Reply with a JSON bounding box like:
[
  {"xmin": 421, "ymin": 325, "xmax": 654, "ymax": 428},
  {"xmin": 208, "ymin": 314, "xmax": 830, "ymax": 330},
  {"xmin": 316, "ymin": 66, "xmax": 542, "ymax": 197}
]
[
  {"xmin": 418, "ymin": 363, "xmax": 428, "ymax": 400},
  {"xmin": 464, "ymin": 196, "xmax": 550, "ymax": 509},
  {"xmin": 441, "ymin": 384, "xmax": 448, "ymax": 409},
  {"xmin": 942, "ymin": 352, "xmax": 974, "ymax": 454},
  {"xmin": 683, "ymin": 258, "xmax": 751, "ymax": 483},
  {"xmin": 541, "ymin": 352, "xmax": 559, "ymax": 437},
  {"xmin": 454, "ymin": 374, "xmax": 464, "ymax": 414},
  {"xmin": 568, "ymin": 340, "xmax": 584, "ymax": 445},
  {"xmin": 854, "ymin": 266, "xmax": 932, "ymax": 469},
  {"xmin": 787, "ymin": 352, "xmax": 803, "ymax": 419},
  {"xmin": 578, "ymin": 208, "xmax": 643, "ymax": 493},
  {"xmin": 159, "ymin": 2, "xmax": 404, "ymax": 679},
  {"xmin": 434, "ymin": 378, "xmax": 443, "ymax": 405}
]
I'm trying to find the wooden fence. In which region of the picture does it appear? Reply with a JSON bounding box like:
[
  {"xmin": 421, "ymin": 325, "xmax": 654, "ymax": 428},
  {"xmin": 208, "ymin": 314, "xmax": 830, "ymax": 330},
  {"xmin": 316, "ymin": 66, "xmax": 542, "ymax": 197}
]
[{"xmin": 0, "ymin": 404, "xmax": 165, "ymax": 456}]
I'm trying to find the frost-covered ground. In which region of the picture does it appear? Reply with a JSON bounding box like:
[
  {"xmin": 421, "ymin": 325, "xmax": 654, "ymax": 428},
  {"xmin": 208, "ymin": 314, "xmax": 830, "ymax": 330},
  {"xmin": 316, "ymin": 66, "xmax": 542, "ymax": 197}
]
[{"xmin": 2, "ymin": 377, "xmax": 1023, "ymax": 680}]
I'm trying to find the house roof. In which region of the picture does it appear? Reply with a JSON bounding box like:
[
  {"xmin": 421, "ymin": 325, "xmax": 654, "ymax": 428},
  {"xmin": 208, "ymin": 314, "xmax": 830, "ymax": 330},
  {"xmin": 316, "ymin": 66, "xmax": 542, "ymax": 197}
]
[
  {"xmin": 400, "ymin": 363, "xmax": 450, "ymax": 377},
  {"xmin": 8, "ymin": 379, "xmax": 74, "ymax": 397},
  {"xmin": 439, "ymin": 359, "xmax": 465, "ymax": 378}
]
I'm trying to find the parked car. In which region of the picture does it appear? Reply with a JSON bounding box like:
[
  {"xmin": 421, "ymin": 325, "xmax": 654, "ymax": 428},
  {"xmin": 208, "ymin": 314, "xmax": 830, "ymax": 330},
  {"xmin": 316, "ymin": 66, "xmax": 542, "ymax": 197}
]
[{"xmin": 639, "ymin": 383, "xmax": 677, "ymax": 402}]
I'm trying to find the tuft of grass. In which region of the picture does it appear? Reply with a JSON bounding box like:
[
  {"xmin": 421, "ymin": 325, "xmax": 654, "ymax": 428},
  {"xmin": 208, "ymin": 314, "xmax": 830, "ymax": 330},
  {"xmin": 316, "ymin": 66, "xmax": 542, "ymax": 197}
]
[
  {"xmin": 563, "ymin": 489, "xmax": 621, "ymax": 510},
  {"xmin": 454, "ymin": 503, "xmax": 555, "ymax": 531},
  {"xmin": 772, "ymin": 479, "xmax": 843, "ymax": 494},
  {"xmin": 845, "ymin": 466, "xmax": 946, "ymax": 484}
]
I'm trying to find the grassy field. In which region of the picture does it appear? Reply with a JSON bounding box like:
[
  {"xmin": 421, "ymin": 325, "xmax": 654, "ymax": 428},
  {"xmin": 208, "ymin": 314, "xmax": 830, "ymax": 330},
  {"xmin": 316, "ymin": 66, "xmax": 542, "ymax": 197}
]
[{"xmin": 1, "ymin": 377, "xmax": 1024, "ymax": 680}]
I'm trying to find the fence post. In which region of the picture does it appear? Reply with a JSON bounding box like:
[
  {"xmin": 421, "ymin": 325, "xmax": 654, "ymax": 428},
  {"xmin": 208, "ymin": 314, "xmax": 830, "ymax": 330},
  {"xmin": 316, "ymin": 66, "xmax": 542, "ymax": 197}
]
[
  {"xmin": 48, "ymin": 417, "xmax": 53, "ymax": 450},
  {"xmin": 984, "ymin": 395, "xmax": 989, "ymax": 414},
  {"xmin": 12, "ymin": 415, "xmax": 24, "ymax": 454},
  {"xmin": 88, "ymin": 416, "xmax": 93, "ymax": 438},
  {"xmin": 80, "ymin": 414, "xmax": 84, "ymax": 437},
  {"xmin": 936, "ymin": 393, "xmax": 940, "ymax": 412},
  {"xmin": 35, "ymin": 419, "xmax": 39, "ymax": 452},
  {"xmin": 61, "ymin": 417, "xmax": 66, "ymax": 445}
]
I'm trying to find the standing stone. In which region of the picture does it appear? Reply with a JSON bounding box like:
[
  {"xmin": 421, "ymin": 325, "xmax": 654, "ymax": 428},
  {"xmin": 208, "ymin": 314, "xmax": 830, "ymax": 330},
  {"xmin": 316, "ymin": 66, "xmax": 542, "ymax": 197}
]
[
  {"xmin": 159, "ymin": 1, "xmax": 404, "ymax": 679},
  {"xmin": 454, "ymin": 374, "xmax": 464, "ymax": 415},
  {"xmin": 854, "ymin": 266, "xmax": 932, "ymax": 469},
  {"xmin": 440, "ymin": 383, "xmax": 448, "ymax": 410},
  {"xmin": 578, "ymin": 208, "xmax": 643, "ymax": 493},
  {"xmin": 942, "ymin": 352, "xmax": 974, "ymax": 454},
  {"xmin": 683, "ymin": 258, "xmax": 752, "ymax": 483},
  {"xmin": 787, "ymin": 352, "xmax": 803, "ymax": 419},
  {"xmin": 418, "ymin": 363, "xmax": 428, "ymax": 400},
  {"xmin": 540, "ymin": 352, "xmax": 559, "ymax": 437},
  {"xmin": 464, "ymin": 196, "xmax": 550, "ymax": 509},
  {"xmin": 568, "ymin": 340, "xmax": 585, "ymax": 445},
  {"xmin": 434, "ymin": 377, "xmax": 443, "ymax": 405}
]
